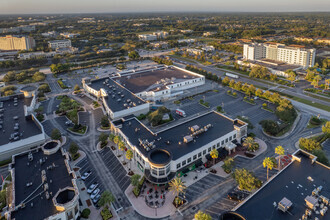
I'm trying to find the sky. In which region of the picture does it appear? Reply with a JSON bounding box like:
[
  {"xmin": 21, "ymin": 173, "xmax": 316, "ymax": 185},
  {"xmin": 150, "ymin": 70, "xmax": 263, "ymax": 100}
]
[{"xmin": 1, "ymin": 0, "xmax": 329, "ymax": 14}]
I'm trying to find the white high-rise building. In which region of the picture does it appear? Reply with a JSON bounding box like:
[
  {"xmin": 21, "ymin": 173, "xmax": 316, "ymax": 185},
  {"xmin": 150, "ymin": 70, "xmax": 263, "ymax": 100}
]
[{"xmin": 243, "ymin": 43, "xmax": 316, "ymax": 68}]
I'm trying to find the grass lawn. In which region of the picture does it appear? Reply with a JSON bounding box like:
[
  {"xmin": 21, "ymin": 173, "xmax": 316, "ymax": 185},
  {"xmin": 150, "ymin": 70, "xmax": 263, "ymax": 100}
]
[
  {"xmin": 169, "ymin": 54, "xmax": 198, "ymax": 64},
  {"xmin": 68, "ymin": 125, "xmax": 87, "ymax": 134},
  {"xmin": 261, "ymin": 106, "xmax": 274, "ymax": 113},
  {"xmin": 307, "ymin": 117, "xmax": 327, "ymax": 129},
  {"xmin": 270, "ymin": 90, "xmax": 330, "ymax": 112}
]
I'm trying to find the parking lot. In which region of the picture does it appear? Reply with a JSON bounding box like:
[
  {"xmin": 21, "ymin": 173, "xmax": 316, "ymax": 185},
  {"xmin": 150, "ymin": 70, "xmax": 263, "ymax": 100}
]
[
  {"xmin": 204, "ymin": 188, "xmax": 241, "ymax": 219},
  {"xmin": 99, "ymin": 147, "xmax": 131, "ymax": 193},
  {"xmin": 76, "ymin": 157, "xmax": 106, "ymax": 206},
  {"xmin": 234, "ymin": 156, "xmax": 278, "ymax": 183},
  {"xmin": 185, "ymin": 174, "xmax": 225, "ymax": 202},
  {"xmin": 168, "ymin": 87, "xmax": 278, "ymax": 129},
  {"xmin": 322, "ymin": 139, "xmax": 330, "ymax": 161}
]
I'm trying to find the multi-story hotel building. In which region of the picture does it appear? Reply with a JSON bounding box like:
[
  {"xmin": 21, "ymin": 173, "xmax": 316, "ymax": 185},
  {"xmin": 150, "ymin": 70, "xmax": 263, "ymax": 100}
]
[
  {"xmin": 243, "ymin": 43, "xmax": 316, "ymax": 68},
  {"xmin": 0, "ymin": 35, "xmax": 35, "ymax": 51}
]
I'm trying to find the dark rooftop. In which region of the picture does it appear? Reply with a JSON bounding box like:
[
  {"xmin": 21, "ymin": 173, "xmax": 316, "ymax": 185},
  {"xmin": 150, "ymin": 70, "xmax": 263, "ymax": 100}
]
[
  {"xmin": 118, "ymin": 111, "xmax": 238, "ymax": 160},
  {"xmin": 89, "ymin": 77, "xmax": 146, "ymax": 112},
  {"xmin": 11, "ymin": 149, "xmax": 73, "ymax": 220},
  {"xmin": 236, "ymin": 150, "xmax": 330, "ymax": 220},
  {"xmin": 55, "ymin": 189, "xmax": 75, "ymax": 205},
  {"xmin": 113, "ymin": 66, "xmax": 200, "ymax": 93},
  {"xmin": 0, "ymin": 95, "xmax": 42, "ymax": 146}
]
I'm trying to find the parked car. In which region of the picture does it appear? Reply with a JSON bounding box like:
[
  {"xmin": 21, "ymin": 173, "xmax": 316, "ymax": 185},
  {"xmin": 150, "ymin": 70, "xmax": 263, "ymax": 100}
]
[
  {"xmin": 91, "ymin": 188, "xmax": 100, "ymax": 199},
  {"xmin": 227, "ymin": 192, "xmax": 244, "ymax": 202},
  {"xmin": 92, "ymin": 194, "xmax": 101, "ymax": 204},
  {"xmin": 81, "ymin": 171, "xmax": 92, "ymax": 180},
  {"xmin": 87, "ymin": 183, "xmax": 99, "ymax": 194}
]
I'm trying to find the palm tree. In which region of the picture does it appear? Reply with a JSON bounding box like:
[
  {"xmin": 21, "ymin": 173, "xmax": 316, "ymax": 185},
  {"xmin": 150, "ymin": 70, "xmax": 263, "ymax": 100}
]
[
  {"xmin": 98, "ymin": 190, "xmax": 115, "ymax": 208},
  {"xmin": 243, "ymin": 137, "xmax": 255, "ymax": 150},
  {"xmin": 210, "ymin": 148, "xmax": 219, "ymax": 165},
  {"xmin": 194, "ymin": 210, "xmax": 212, "ymax": 220},
  {"xmin": 169, "ymin": 177, "xmax": 186, "ymax": 207},
  {"xmin": 113, "ymin": 136, "xmax": 121, "ymax": 156},
  {"xmin": 312, "ymin": 75, "xmax": 322, "ymax": 88},
  {"xmin": 126, "ymin": 149, "xmax": 133, "ymax": 170},
  {"xmin": 275, "ymin": 146, "xmax": 285, "ymax": 170},
  {"xmin": 263, "ymin": 157, "xmax": 274, "ymax": 181}
]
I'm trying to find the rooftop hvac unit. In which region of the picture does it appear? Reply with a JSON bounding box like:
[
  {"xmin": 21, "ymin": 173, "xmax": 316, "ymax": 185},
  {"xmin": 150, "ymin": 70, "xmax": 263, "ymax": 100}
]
[
  {"xmin": 184, "ymin": 135, "xmax": 193, "ymax": 143},
  {"xmin": 117, "ymin": 99, "xmax": 121, "ymax": 102},
  {"xmin": 278, "ymin": 197, "xmax": 292, "ymax": 212},
  {"xmin": 45, "ymin": 191, "xmax": 50, "ymax": 200},
  {"xmin": 190, "ymin": 125, "xmax": 200, "ymax": 132}
]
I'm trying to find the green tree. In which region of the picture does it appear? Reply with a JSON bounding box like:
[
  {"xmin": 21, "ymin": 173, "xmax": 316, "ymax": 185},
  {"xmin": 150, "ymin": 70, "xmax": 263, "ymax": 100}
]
[
  {"xmin": 210, "ymin": 148, "xmax": 219, "ymax": 165},
  {"xmin": 130, "ymin": 174, "xmax": 141, "ymax": 187},
  {"xmin": 99, "ymin": 133, "xmax": 108, "ymax": 144},
  {"xmin": 51, "ymin": 128, "xmax": 61, "ymax": 140},
  {"xmin": 101, "ymin": 116, "xmax": 110, "ymax": 128},
  {"xmin": 98, "ymin": 191, "xmax": 115, "ymax": 208},
  {"xmin": 299, "ymin": 138, "xmax": 321, "ymax": 152},
  {"xmin": 194, "ymin": 210, "xmax": 212, "ymax": 220},
  {"xmin": 285, "ymin": 69, "xmax": 296, "ymax": 84},
  {"xmin": 81, "ymin": 208, "xmax": 91, "ymax": 218},
  {"xmin": 126, "ymin": 149, "xmax": 133, "ymax": 169},
  {"xmin": 69, "ymin": 142, "xmax": 79, "ymax": 156},
  {"xmin": 242, "ymin": 137, "xmax": 255, "ymax": 149},
  {"xmin": 74, "ymin": 84, "xmax": 80, "ymax": 91},
  {"xmin": 169, "ymin": 177, "xmax": 186, "ymax": 207},
  {"xmin": 275, "ymin": 146, "xmax": 285, "ymax": 170},
  {"xmin": 263, "ymin": 157, "xmax": 275, "ymax": 181},
  {"xmin": 128, "ymin": 50, "xmax": 140, "ymax": 60},
  {"xmin": 311, "ymin": 75, "xmax": 322, "ymax": 88},
  {"xmin": 222, "ymin": 157, "xmax": 235, "ymax": 173},
  {"xmin": 322, "ymin": 121, "xmax": 330, "ymax": 135},
  {"xmin": 232, "ymin": 168, "xmax": 262, "ymax": 191}
]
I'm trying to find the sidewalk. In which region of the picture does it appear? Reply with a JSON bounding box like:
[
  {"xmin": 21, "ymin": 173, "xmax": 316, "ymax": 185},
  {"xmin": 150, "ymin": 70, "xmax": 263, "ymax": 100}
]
[{"xmin": 125, "ymin": 184, "xmax": 176, "ymax": 219}]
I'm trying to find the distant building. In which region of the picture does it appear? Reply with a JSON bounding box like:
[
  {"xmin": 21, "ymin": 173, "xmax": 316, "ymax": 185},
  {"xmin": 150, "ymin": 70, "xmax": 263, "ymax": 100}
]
[
  {"xmin": 48, "ymin": 39, "xmax": 72, "ymax": 49},
  {"xmin": 178, "ymin": 39, "xmax": 195, "ymax": 44},
  {"xmin": 41, "ymin": 31, "xmax": 58, "ymax": 38},
  {"xmin": 180, "ymin": 30, "xmax": 193, "ymax": 34},
  {"xmin": 153, "ymin": 31, "xmax": 169, "ymax": 39},
  {"xmin": 0, "ymin": 35, "xmax": 35, "ymax": 51},
  {"xmin": 294, "ymin": 37, "xmax": 314, "ymax": 43},
  {"xmin": 202, "ymin": 45, "xmax": 215, "ymax": 52},
  {"xmin": 316, "ymin": 38, "xmax": 330, "ymax": 45},
  {"xmin": 203, "ymin": 32, "xmax": 216, "ymax": 37},
  {"xmin": 243, "ymin": 43, "xmax": 316, "ymax": 68},
  {"xmin": 18, "ymin": 51, "xmax": 56, "ymax": 60},
  {"xmin": 77, "ymin": 17, "xmax": 95, "ymax": 23},
  {"xmin": 60, "ymin": 33, "xmax": 80, "ymax": 38},
  {"xmin": 0, "ymin": 25, "xmax": 35, "ymax": 34},
  {"xmin": 97, "ymin": 48, "xmax": 113, "ymax": 54},
  {"xmin": 187, "ymin": 48, "xmax": 203, "ymax": 55},
  {"xmin": 138, "ymin": 34, "xmax": 157, "ymax": 41},
  {"xmin": 150, "ymin": 42, "xmax": 169, "ymax": 49}
]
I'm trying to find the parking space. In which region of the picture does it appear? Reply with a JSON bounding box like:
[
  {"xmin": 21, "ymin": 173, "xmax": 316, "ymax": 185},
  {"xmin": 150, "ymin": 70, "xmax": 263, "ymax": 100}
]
[
  {"xmin": 76, "ymin": 158, "xmax": 105, "ymax": 206},
  {"xmin": 78, "ymin": 111, "xmax": 90, "ymax": 126},
  {"xmin": 41, "ymin": 120, "xmax": 56, "ymax": 137},
  {"xmin": 185, "ymin": 174, "xmax": 225, "ymax": 202},
  {"xmin": 322, "ymin": 139, "xmax": 330, "ymax": 160},
  {"xmin": 169, "ymin": 87, "xmax": 279, "ymax": 128},
  {"xmin": 93, "ymin": 108, "xmax": 105, "ymax": 126},
  {"xmin": 98, "ymin": 148, "xmax": 131, "ymax": 193},
  {"xmin": 253, "ymin": 166, "xmax": 278, "ymax": 183},
  {"xmin": 204, "ymin": 192, "xmax": 238, "ymax": 219},
  {"xmin": 79, "ymin": 95, "xmax": 94, "ymax": 105}
]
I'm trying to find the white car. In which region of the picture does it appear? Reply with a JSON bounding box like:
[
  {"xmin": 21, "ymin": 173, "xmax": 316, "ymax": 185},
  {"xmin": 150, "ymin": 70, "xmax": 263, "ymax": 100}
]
[
  {"xmin": 91, "ymin": 188, "xmax": 100, "ymax": 199},
  {"xmin": 87, "ymin": 183, "xmax": 98, "ymax": 194},
  {"xmin": 81, "ymin": 171, "xmax": 92, "ymax": 180},
  {"xmin": 92, "ymin": 194, "xmax": 101, "ymax": 204}
]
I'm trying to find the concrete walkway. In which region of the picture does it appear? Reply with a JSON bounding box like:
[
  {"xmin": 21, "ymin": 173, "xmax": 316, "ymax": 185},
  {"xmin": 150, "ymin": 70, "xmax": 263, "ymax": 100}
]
[{"xmin": 125, "ymin": 184, "xmax": 177, "ymax": 219}]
